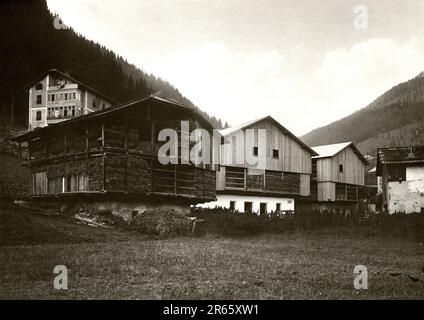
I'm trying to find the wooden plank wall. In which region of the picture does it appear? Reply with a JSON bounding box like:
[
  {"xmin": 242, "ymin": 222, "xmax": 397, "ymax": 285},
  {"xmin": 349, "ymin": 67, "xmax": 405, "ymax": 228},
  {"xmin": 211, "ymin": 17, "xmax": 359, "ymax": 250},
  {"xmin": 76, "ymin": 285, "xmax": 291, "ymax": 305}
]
[
  {"xmin": 300, "ymin": 174, "xmax": 310, "ymax": 196},
  {"xmin": 220, "ymin": 119, "xmax": 312, "ymax": 174},
  {"xmin": 316, "ymin": 146, "xmax": 365, "ymax": 185},
  {"xmin": 317, "ymin": 182, "xmax": 336, "ymax": 201}
]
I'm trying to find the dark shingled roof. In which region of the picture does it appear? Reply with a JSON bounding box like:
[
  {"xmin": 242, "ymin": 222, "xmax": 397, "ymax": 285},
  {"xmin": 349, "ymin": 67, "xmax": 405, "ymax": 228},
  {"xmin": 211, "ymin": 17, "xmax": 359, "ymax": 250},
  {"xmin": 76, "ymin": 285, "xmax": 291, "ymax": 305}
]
[
  {"xmin": 11, "ymin": 95, "xmax": 215, "ymax": 143},
  {"xmin": 376, "ymin": 145, "xmax": 424, "ymax": 174}
]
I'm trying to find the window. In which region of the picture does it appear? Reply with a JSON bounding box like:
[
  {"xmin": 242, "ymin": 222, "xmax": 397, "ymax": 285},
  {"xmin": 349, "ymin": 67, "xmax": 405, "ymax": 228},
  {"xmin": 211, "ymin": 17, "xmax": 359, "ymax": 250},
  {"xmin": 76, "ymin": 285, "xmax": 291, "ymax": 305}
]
[
  {"xmin": 253, "ymin": 146, "xmax": 258, "ymax": 156},
  {"xmin": 73, "ymin": 92, "xmax": 76, "ymax": 99},
  {"xmin": 276, "ymin": 203, "xmax": 281, "ymax": 213},
  {"xmin": 244, "ymin": 202, "xmax": 253, "ymax": 213},
  {"xmin": 273, "ymin": 149, "xmax": 279, "ymax": 158},
  {"xmin": 64, "ymin": 109, "xmax": 68, "ymax": 117},
  {"xmin": 229, "ymin": 201, "xmax": 236, "ymax": 212},
  {"xmin": 260, "ymin": 203, "xmax": 267, "ymax": 215},
  {"xmin": 36, "ymin": 95, "xmax": 42, "ymax": 104},
  {"xmin": 35, "ymin": 83, "xmax": 43, "ymax": 90},
  {"xmin": 65, "ymin": 93, "xmax": 68, "ymax": 100},
  {"xmin": 51, "ymin": 94, "xmax": 55, "ymax": 102},
  {"xmin": 92, "ymin": 101, "xmax": 97, "ymax": 108},
  {"xmin": 339, "ymin": 164, "xmax": 344, "ymax": 173},
  {"xmin": 72, "ymin": 106, "xmax": 75, "ymax": 116},
  {"xmin": 388, "ymin": 165, "xmax": 406, "ymax": 182},
  {"xmin": 36, "ymin": 111, "xmax": 42, "ymax": 121}
]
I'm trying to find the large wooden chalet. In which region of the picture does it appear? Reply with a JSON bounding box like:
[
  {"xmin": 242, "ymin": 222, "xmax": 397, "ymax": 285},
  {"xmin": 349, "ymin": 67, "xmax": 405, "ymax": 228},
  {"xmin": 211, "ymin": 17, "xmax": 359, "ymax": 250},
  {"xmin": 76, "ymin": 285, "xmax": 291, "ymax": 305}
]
[
  {"xmin": 200, "ymin": 116, "xmax": 317, "ymax": 214},
  {"xmin": 12, "ymin": 96, "xmax": 216, "ymax": 217}
]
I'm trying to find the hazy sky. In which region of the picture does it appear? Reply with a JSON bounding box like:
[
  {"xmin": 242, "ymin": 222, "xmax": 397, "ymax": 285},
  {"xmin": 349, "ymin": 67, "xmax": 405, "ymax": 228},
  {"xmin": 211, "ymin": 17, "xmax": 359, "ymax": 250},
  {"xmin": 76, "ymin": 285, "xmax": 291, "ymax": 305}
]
[{"xmin": 46, "ymin": 0, "xmax": 424, "ymax": 135}]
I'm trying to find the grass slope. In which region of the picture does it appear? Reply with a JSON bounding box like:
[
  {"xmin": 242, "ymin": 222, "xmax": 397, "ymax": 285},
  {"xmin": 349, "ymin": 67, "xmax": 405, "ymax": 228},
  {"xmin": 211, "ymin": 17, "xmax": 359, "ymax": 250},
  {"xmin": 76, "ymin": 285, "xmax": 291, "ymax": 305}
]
[{"xmin": 0, "ymin": 203, "xmax": 423, "ymax": 299}]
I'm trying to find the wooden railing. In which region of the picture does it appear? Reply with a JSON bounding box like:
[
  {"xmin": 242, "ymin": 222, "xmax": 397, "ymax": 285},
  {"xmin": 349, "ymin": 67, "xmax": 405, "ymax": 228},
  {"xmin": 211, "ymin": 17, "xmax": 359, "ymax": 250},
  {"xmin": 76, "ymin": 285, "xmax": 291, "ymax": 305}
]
[
  {"xmin": 335, "ymin": 183, "xmax": 376, "ymax": 201},
  {"xmin": 224, "ymin": 166, "xmax": 301, "ymax": 195}
]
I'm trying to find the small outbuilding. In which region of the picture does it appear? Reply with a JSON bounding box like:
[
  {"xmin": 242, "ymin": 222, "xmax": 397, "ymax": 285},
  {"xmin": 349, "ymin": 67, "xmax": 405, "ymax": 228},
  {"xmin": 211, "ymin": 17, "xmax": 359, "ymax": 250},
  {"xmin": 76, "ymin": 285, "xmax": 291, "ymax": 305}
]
[{"xmin": 377, "ymin": 145, "xmax": 424, "ymax": 214}]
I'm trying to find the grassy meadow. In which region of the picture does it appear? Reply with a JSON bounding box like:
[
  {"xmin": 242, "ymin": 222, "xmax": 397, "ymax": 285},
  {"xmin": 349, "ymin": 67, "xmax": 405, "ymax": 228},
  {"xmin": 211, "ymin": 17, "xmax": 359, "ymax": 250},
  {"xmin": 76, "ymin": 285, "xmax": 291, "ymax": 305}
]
[{"xmin": 1, "ymin": 203, "xmax": 423, "ymax": 299}]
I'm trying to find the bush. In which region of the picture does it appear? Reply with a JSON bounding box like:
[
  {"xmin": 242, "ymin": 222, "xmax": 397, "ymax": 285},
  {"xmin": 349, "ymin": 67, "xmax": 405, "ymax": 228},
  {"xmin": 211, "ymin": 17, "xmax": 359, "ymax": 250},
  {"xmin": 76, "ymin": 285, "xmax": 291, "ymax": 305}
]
[
  {"xmin": 190, "ymin": 207, "xmax": 424, "ymax": 240},
  {"xmin": 130, "ymin": 208, "xmax": 191, "ymax": 237}
]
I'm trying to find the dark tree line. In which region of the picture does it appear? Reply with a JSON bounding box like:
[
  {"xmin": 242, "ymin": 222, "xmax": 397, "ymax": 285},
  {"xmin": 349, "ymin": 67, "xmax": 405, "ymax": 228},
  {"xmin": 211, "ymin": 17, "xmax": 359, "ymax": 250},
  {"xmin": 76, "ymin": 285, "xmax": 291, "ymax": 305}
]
[{"xmin": 0, "ymin": 0, "xmax": 226, "ymax": 128}]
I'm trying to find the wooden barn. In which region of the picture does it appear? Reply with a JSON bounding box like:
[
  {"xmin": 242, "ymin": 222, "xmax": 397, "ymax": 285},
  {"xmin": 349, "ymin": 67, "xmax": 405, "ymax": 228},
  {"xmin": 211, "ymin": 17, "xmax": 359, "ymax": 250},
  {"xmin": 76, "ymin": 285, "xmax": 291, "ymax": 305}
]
[
  {"xmin": 377, "ymin": 145, "xmax": 424, "ymax": 214},
  {"xmin": 12, "ymin": 95, "xmax": 216, "ymax": 219},
  {"xmin": 199, "ymin": 116, "xmax": 317, "ymax": 214},
  {"xmin": 308, "ymin": 142, "xmax": 370, "ymax": 203}
]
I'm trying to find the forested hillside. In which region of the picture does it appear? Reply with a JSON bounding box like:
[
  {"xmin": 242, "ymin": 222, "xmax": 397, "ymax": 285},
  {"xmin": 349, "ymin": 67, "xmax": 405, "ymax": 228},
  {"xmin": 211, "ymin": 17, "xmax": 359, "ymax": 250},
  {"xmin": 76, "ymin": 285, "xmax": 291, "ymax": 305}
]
[
  {"xmin": 302, "ymin": 73, "xmax": 424, "ymax": 155},
  {"xmin": 0, "ymin": 0, "xmax": 225, "ymax": 128}
]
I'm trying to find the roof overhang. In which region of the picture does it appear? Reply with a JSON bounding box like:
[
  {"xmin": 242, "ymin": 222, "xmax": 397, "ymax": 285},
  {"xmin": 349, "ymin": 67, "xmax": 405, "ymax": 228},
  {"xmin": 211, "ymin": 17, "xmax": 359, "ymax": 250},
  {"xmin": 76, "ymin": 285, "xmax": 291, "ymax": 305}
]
[
  {"xmin": 312, "ymin": 142, "xmax": 368, "ymax": 165},
  {"xmin": 219, "ymin": 115, "xmax": 318, "ymax": 156},
  {"xmin": 11, "ymin": 95, "xmax": 215, "ymax": 143}
]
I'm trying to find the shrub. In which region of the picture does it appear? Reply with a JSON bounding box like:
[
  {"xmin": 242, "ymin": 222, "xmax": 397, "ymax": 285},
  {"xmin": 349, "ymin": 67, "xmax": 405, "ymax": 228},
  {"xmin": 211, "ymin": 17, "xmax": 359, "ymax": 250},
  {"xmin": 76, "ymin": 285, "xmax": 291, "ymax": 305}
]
[
  {"xmin": 190, "ymin": 207, "xmax": 424, "ymax": 240},
  {"xmin": 130, "ymin": 208, "xmax": 191, "ymax": 237}
]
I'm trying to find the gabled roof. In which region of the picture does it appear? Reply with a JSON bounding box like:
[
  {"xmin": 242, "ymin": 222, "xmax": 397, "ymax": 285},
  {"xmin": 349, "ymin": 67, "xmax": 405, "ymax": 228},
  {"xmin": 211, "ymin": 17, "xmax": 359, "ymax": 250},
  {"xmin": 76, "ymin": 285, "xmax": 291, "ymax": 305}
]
[
  {"xmin": 376, "ymin": 146, "xmax": 424, "ymax": 174},
  {"xmin": 11, "ymin": 95, "xmax": 214, "ymax": 142},
  {"xmin": 312, "ymin": 142, "xmax": 368, "ymax": 164},
  {"xmin": 27, "ymin": 68, "xmax": 117, "ymax": 104},
  {"xmin": 219, "ymin": 115, "xmax": 317, "ymax": 155}
]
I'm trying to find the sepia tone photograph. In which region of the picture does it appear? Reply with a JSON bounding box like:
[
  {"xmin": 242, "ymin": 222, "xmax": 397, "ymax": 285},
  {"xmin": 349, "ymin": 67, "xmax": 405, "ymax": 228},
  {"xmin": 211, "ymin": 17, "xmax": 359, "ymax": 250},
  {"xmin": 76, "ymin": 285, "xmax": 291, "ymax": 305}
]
[{"xmin": 0, "ymin": 0, "xmax": 423, "ymax": 304}]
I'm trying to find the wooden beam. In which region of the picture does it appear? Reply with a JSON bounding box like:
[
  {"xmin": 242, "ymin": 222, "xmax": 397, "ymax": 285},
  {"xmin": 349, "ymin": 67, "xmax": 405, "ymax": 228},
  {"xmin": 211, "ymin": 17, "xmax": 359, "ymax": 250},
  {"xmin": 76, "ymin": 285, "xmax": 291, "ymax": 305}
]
[
  {"xmin": 174, "ymin": 165, "xmax": 177, "ymax": 195},
  {"xmin": 27, "ymin": 142, "xmax": 30, "ymax": 167},
  {"xmin": 85, "ymin": 125, "xmax": 89, "ymax": 155},
  {"xmin": 151, "ymin": 121, "xmax": 155, "ymax": 152},
  {"xmin": 102, "ymin": 121, "xmax": 106, "ymax": 192},
  {"xmin": 102, "ymin": 153, "xmax": 106, "ymax": 192},
  {"xmin": 101, "ymin": 122, "xmax": 105, "ymax": 149},
  {"xmin": 64, "ymin": 134, "xmax": 67, "ymax": 155},
  {"xmin": 244, "ymin": 168, "xmax": 247, "ymax": 189},
  {"xmin": 45, "ymin": 138, "xmax": 48, "ymax": 159},
  {"xmin": 150, "ymin": 158, "xmax": 153, "ymax": 192},
  {"xmin": 124, "ymin": 115, "xmax": 129, "ymax": 152},
  {"xmin": 124, "ymin": 155, "xmax": 128, "ymax": 192}
]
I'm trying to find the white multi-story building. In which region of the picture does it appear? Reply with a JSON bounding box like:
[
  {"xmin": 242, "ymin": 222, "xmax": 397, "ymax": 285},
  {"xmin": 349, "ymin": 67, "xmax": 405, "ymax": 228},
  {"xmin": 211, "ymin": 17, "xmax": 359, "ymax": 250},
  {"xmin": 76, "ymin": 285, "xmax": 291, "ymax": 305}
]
[{"xmin": 28, "ymin": 69, "xmax": 115, "ymax": 130}]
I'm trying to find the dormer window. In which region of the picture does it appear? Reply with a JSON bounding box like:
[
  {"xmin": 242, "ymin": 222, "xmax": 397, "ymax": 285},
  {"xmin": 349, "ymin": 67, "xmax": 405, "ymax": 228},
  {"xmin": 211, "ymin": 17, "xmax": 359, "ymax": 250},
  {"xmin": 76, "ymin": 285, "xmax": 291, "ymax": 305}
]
[{"xmin": 35, "ymin": 83, "xmax": 43, "ymax": 90}]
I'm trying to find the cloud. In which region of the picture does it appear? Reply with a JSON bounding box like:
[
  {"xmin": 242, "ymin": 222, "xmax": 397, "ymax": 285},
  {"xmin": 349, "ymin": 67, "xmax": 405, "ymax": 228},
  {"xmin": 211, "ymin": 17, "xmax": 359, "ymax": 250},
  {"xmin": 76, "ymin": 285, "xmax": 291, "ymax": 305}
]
[
  {"xmin": 146, "ymin": 42, "xmax": 288, "ymax": 126},
  {"xmin": 46, "ymin": 0, "xmax": 424, "ymax": 136},
  {"xmin": 312, "ymin": 36, "xmax": 424, "ymax": 124},
  {"xmin": 146, "ymin": 35, "xmax": 424, "ymax": 136}
]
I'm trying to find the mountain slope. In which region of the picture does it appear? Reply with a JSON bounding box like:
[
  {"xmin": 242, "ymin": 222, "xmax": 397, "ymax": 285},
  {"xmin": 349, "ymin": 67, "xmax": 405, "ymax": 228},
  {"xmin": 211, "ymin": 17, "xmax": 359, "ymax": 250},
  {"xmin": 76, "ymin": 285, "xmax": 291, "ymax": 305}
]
[
  {"xmin": 301, "ymin": 73, "xmax": 424, "ymax": 155},
  {"xmin": 0, "ymin": 0, "xmax": 224, "ymax": 128}
]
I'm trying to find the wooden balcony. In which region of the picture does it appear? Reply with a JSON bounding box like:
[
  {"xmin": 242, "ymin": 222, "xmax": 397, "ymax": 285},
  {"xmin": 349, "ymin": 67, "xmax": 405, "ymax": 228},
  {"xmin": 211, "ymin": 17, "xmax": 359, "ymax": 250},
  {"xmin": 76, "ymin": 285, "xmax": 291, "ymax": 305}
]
[{"xmin": 223, "ymin": 166, "xmax": 301, "ymax": 196}]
